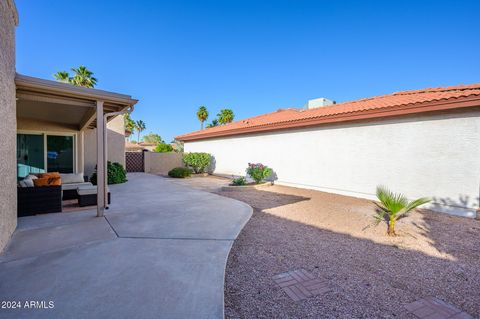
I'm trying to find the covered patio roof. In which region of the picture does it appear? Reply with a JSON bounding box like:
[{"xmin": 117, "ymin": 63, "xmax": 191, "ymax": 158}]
[
  {"xmin": 15, "ymin": 74, "xmax": 138, "ymax": 130},
  {"xmin": 15, "ymin": 73, "xmax": 138, "ymax": 217}
]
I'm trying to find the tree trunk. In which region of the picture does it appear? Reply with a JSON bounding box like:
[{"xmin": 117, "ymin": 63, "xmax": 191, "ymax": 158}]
[
  {"xmin": 387, "ymin": 219, "xmax": 396, "ymax": 236},
  {"xmin": 201, "ymin": 121, "xmax": 204, "ymax": 130}
]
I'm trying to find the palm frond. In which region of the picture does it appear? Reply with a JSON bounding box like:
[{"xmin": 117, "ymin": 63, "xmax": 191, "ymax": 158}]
[
  {"xmin": 403, "ymin": 197, "xmax": 431, "ymax": 215},
  {"xmin": 376, "ymin": 185, "xmax": 408, "ymax": 216}
]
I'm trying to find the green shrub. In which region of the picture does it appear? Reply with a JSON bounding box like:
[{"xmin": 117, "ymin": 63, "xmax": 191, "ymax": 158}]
[
  {"xmin": 246, "ymin": 163, "xmax": 273, "ymax": 184},
  {"xmin": 155, "ymin": 143, "xmax": 173, "ymax": 153},
  {"xmin": 168, "ymin": 167, "xmax": 192, "ymax": 178},
  {"xmin": 183, "ymin": 152, "xmax": 211, "ymax": 174},
  {"xmin": 231, "ymin": 176, "xmax": 247, "ymax": 186},
  {"xmin": 90, "ymin": 161, "xmax": 127, "ymax": 185}
]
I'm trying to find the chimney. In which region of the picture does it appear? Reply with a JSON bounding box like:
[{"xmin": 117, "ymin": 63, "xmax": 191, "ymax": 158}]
[{"xmin": 303, "ymin": 97, "xmax": 335, "ymax": 110}]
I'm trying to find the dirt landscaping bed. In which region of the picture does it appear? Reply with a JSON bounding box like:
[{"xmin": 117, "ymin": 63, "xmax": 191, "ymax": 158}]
[{"xmin": 210, "ymin": 184, "xmax": 480, "ymax": 318}]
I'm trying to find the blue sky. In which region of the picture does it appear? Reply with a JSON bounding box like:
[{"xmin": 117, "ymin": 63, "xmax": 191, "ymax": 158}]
[{"xmin": 15, "ymin": 0, "xmax": 480, "ymax": 142}]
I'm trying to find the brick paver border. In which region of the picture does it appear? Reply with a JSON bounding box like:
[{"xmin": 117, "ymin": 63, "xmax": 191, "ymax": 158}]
[
  {"xmin": 272, "ymin": 269, "xmax": 331, "ymax": 301},
  {"xmin": 405, "ymin": 297, "xmax": 472, "ymax": 319}
]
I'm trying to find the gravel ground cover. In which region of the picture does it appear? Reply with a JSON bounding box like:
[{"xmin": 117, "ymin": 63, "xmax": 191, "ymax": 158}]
[{"xmin": 209, "ymin": 183, "xmax": 480, "ymax": 319}]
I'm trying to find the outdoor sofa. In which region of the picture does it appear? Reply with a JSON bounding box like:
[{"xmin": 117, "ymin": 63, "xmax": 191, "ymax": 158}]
[{"xmin": 60, "ymin": 173, "xmax": 92, "ymax": 200}]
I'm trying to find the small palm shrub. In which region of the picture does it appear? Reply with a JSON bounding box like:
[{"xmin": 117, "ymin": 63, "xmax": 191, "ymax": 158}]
[
  {"xmin": 168, "ymin": 167, "xmax": 192, "ymax": 178},
  {"xmin": 374, "ymin": 185, "xmax": 431, "ymax": 236},
  {"xmin": 183, "ymin": 152, "xmax": 211, "ymax": 174},
  {"xmin": 231, "ymin": 176, "xmax": 247, "ymax": 186},
  {"xmin": 91, "ymin": 161, "xmax": 127, "ymax": 185},
  {"xmin": 246, "ymin": 163, "xmax": 273, "ymax": 184},
  {"xmin": 155, "ymin": 143, "xmax": 173, "ymax": 153}
]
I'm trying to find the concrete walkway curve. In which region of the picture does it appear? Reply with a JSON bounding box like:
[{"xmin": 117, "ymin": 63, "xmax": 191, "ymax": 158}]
[{"xmin": 0, "ymin": 173, "xmax": 252, "ymax": 319}]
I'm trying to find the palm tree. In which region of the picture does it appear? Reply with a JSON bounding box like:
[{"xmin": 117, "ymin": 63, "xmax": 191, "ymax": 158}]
[
  {"xmin": 53, "ymin": 66, "xmax": 97, "ymax": 88},
  {"xmin": 374, "ymin": 185, "xmax": 431, "ymax": 236},
  {"xmin": 70, "ymin": 66, "xmax": 97, "ymax": 88},
  {"xmin": 206, "ymin": 119, "xmax": 219, "ymax": 128},
  {"xmin": 196, "ymin": 106, "xmax": 209, "ymax": 130},
  {"xmin": 54, "ymin": 71, "xmax": 70, "ymax": 83},
  {"xmin": 135, "ymin": 120, "xmax": 146, "ymax": 142},
  {"xmin": 217, "ymin": 109, "xmax": 234, "ymax": 125},
  {"xmin": 124, "ymin": 113, "xmax": 135, "ymax": 140}
]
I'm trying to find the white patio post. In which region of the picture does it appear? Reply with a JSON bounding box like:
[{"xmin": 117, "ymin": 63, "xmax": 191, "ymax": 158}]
[{"xmin": 96, "ymin": 100, "xmax": 106, "ymax": 217}]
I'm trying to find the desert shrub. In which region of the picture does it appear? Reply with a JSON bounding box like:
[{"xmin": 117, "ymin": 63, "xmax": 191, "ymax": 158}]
[
  {"xmin": 155, "ymin": 143, "xmax": 173, "ymax": 153},
  {"xmin": 168, "ymin": 167, "xmax": 192, "ymax": 178},
  {"xmin": 183, "ymin": 152, "xmax": 211, "ymax": 174},
  {"xmin": 231, "ymin": 176, "xmax": 247, "ymax": 186},
  {"xmin": 246, "ymin": 163, "xmax": 273, "ymax": 184},
  {"xmin": 90, "ymin": 161, "xmax": 127, "ymax": 185},
  {"xmin": 374, "ymin": 185, "xmax": 430, "ymax": 236}
]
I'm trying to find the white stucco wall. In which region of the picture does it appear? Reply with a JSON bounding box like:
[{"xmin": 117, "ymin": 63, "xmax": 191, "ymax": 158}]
[
  {"xmin": 0, "ymin": 0, "xmax": 17, "ymax": 252},
  {"xmin": 185, "ymin": 110, "xmax": 480, "ymax": 217}
]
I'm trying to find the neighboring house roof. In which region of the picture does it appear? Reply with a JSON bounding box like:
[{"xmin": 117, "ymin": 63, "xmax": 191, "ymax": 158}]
[
  {"xmin": 125, "ymin": 142, "xmax": 145, "ymax": 151},
  {"xmin": 125, "ymin": 142, "xmax": 157, "ymax": 152},
  {"xmin": 177, "ymin": 84, "xmax": 480, "ymax": 141}
]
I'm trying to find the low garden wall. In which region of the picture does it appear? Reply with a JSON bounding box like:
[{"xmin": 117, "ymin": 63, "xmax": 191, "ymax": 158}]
[{"xmin": 144, "ymin": 152, "xmax": 184, "ymax": 175}]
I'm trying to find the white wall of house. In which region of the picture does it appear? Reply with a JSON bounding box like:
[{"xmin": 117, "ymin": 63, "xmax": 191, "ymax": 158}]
[
  {"xmin": 0, "ymin": 0, "xmax": 18, "ymax": 252},
  {"xmin": 84, "ymin": 115, "xmax": 125, "ymax": 177},
  {"xmin": 185, "ymin": 109, "xmax": 480, "ymax": 217}
]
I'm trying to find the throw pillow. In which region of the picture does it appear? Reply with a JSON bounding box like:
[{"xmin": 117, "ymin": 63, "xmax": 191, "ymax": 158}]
[
  {"xmin": 33, "ymin": 177, "xmax": 50, "ymax": 187},
  {"xmin": 48, "ymin": 176, "xmax": 62, "ymax": 186},
  {"xmin": 40, "ymin": 172, "xmax": 60, "ymax": 179}
]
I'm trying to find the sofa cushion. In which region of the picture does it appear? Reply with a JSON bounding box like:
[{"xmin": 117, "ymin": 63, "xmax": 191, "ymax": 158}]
[
  {"xmin": 60, "ymin": 173, "xmax": 85, "ymax": 184},
  {"xmin": 62, "ymin": 182, "xmax": 93, "ymax": 191},
  {"xmin": 77, "ymin": 185, "xmax": 97, "ymax": 196}
]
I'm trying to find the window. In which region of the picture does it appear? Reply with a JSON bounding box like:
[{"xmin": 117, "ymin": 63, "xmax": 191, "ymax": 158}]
[{"xmin": 17, "ymin": 133, "xmax": 76, "ymax": 178}]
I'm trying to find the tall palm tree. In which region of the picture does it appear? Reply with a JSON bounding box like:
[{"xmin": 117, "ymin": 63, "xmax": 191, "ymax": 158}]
[
  {"xmin": 70, "ymin": 66, "xmax": 97, "ymax": 88},
  {"xmin": 196, "ymin": 106, "xmax": 209, "ymax": 130},
  {"xmin": 135, "ymin": 120, "xmax": 146, "ymax": 142},
  {"xmin": 374, "ymin": 185, "xmax": 430, "ymax": 236},
  {"xmin": 53, "ymin": 71, "xmax": 70, "ymax": 83},
  {"xmin": 217, "ymin": 109, "xmax": 234, "ymax": 125}
]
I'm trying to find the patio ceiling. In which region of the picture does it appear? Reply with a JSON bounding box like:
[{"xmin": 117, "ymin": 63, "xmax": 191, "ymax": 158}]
[{"xmin": 15, "ymin": 74, "xmax": 138, "ymax": 130}]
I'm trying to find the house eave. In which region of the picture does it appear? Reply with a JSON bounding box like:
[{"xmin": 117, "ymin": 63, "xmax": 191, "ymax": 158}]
[{"xmin": 15, "ymin": 74, "xmax": 138, "ymax": 108}]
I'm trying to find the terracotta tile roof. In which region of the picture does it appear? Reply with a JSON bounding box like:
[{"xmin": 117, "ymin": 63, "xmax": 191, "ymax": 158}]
[{"xmin": 177, "ymin": 84, "xmax": 480, "ymax": 141}]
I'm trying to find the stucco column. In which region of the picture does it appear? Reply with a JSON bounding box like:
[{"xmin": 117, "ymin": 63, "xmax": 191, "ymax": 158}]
[{"xmin": 96, "ymin": 100, "xmax": 105, "ymax": 217}]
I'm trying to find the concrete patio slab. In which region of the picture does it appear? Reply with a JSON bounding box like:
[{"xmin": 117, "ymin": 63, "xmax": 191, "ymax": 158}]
[
  {"xmin": 0, "ymin": 238, "xmax": 231, "ymax": 319},
  {"xmin": 0, "ymin": 173, "xmax": 252, "ymax": 319},
  {"xmin": 106, "ymin": 195, "xmax": 251, "ymax": 240},
  {"xmin": 0, "ymin": 217, "xmax": 116, "ymax": 263}
]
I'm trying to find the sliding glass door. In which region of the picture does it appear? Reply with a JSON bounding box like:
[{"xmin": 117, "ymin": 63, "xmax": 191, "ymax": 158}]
[
  {"xmin": 17, "ymin": 134, "xmax": 45, "ymax": 178},
  {"xmin": 47, "ymin": 135, "xmax": 74, "ymax": 173},
  {"xmin": 17, "ymin": 133, "xmax": 75, "ymax": 179}
]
